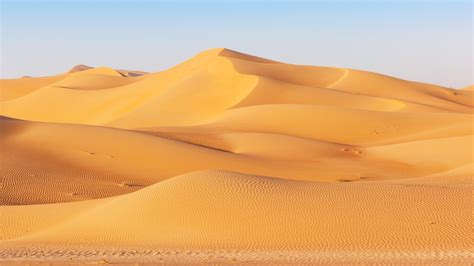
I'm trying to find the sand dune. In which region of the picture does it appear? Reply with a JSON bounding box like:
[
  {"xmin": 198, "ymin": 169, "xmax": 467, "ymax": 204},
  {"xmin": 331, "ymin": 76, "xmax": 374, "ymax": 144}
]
[
  {"xmin": 0, "ymin": 74, "xmax": 68, "ymax": 101},
  {"xmin": 2, "ymin": 170, "xmax": 471, "ymax": 263},
  {"xmin": 2, "ymin": 48, "xmax": 472, "ymax": 127},
  {"xmin": 0, "ymin": 48, "xmax": 472, "ymax": 263}
]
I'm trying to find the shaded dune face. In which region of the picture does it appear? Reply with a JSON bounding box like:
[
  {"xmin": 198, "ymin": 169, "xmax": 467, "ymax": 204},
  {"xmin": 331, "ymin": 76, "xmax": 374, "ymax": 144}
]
[{"xmin": 0, "ymin": 48, "xmax": 472, "ymax": 263}]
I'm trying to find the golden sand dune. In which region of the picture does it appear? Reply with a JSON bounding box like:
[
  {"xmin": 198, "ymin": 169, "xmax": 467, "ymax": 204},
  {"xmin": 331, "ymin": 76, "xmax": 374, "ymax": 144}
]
[
  {"xmin": 1, "ymin": 115, "xmax": 470, "ymax": 205},
  {"xmin": 2, "ymin": 49, "xmax": 472, "ymax": 127},
  {"xmin": 0, "ymin": 48, "xmax": 472, "ymax": 263},
  {"xmin": 1, "ymin": 171, "xmax": 471, "ymax": 263}
]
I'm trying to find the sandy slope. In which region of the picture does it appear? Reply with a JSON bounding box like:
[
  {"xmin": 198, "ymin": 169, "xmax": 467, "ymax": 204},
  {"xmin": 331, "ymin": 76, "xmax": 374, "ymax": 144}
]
[
  {"xmin": 0, "ymin": 48, "xmax": 472, "ymax": 263},
  {"xmin": 1, "ymin": 170, "xmax": 471, "ymax": 264}
]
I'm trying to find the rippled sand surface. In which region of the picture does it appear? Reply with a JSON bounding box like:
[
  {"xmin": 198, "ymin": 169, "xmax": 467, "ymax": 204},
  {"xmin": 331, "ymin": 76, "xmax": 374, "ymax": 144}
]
[{"xmin": 1, "ymin": 49, "xmax": 472, "ymax": 264}]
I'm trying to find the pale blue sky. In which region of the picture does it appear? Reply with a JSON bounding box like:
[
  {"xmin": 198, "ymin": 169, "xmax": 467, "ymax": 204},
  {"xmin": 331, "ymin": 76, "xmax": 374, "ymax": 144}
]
[{"xmin": 1, "ymin": 0, "xmax": 472, "ymax": 87}]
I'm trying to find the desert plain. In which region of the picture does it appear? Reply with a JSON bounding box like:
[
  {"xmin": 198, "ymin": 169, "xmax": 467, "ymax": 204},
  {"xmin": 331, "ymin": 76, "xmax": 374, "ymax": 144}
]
[{"xmin": 0, "ymin": 48, "xmax": 473, "ymax": 264}]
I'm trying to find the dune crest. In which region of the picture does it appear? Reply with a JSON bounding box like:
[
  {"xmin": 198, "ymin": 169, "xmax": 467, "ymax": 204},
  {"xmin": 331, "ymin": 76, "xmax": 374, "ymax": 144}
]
[{"xmin": 0, "ymin": 48, "xmax": 472, "ymax": 263}]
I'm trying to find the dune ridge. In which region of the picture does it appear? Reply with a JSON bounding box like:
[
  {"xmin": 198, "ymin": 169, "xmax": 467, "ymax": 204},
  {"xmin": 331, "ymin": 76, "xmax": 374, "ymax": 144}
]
[{"xmin": 0, "ymin": 48, "xmax": 472, "ymax": 263}]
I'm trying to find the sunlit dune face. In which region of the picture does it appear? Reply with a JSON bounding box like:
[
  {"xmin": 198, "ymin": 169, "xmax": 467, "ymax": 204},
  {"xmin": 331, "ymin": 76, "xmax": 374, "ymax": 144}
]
[{"xmin": 0, "ymin": 48, "xmax": 472, "ymax": 264}]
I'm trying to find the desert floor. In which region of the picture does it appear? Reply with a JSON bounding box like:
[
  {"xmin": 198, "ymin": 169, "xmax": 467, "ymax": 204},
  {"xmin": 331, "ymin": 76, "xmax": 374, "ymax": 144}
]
[{"xmin": 1, "ymin": 48, "xmax": 472, "ymax": 264}]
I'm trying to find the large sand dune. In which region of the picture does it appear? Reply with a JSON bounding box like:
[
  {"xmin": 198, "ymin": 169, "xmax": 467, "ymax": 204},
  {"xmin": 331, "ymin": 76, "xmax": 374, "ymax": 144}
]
[{"xmin": 0, "ymin": 48, "xmax": 472, "ymax": 264}]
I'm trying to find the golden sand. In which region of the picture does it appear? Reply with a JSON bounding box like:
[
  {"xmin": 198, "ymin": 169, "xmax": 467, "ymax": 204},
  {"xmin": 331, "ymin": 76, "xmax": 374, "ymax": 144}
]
[{"xmin": 0, "ymin": 48, "xmax": 472, "ymax": 264}]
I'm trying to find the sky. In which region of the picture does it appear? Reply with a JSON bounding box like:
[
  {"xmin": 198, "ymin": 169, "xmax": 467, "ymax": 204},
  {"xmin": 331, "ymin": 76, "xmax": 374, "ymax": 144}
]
[{"xmin": 1, "ymin": 0, "xmax": 472, "ymax": 87}]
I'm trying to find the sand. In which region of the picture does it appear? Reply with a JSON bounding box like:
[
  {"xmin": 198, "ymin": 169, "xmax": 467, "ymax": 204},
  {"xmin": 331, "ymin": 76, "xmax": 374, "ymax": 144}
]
[{"xmin": 0, "ymin": 48, "xmax": 472, "ymax": 264}]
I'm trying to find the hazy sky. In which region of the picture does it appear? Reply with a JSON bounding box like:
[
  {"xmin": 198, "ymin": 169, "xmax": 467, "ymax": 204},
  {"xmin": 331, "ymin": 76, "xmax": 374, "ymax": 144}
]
[{"xmin": 1, "ymin": 0, "xmax": 472, "ymax": 87}]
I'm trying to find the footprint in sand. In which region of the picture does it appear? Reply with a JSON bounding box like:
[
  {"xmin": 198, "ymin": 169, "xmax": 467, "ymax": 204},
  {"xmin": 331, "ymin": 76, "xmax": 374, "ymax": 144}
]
[
  {"xmin": 80, "ymin": 150, "xmax": 115, "ymax": 158},
  {"xmin": 341, "ymin": 148, "xmax": 363, "ymax": 155},
  {"xmin": 117, "ymin": 181, "xmax": 142, "ymax": 188}
]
